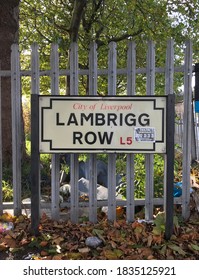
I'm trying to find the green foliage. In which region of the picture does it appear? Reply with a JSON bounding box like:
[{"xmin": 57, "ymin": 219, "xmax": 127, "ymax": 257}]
[
  {"xmin": 152, "ymin": 212, "xmax": 181, "ymax": 236},
  {"xmin": 2, "ymin": 180, "xmax": 13, "ymax": 202},
  {"xmin": 118, "ymin": 154, "xmax": 165, "ymax": 199},
  {"xmin": 152, "ymin": 212, "xmax": 165, "ymax": 235},
  {"xmin": 19, "ymin": 0, "xmax": 199, "ymax": 97},
  {"xmin": 4, "ymin": 1, "xmax": 196, "ymax": 202},
  {"xmin": 22, "ymin": 97, "xmax": 31, "ymax": 141}
]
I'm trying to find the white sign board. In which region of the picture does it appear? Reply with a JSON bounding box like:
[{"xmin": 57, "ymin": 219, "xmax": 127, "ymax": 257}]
[{"xmin": 39, "ymin": 96, "xmax": 167, "ymax": 153}]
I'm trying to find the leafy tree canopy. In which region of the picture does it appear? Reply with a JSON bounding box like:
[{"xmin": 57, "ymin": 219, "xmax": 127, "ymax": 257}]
[{"xmin": 19, "ymin": 0, "xmax": 199, "ymax": 95}]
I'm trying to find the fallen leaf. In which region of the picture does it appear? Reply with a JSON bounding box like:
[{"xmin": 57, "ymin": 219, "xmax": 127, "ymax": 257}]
[
  {"xmin": 92, "ymin": 228, "xmax": 105, "ymax": 242},
  {"xmin": 159, "ymin": 244, "xmax": 167, "ymax": 256},
  {"xmin": 191, "ymin": 243, "xmax": 199, "ymax": 250},
  {"xmin": 16, "ymin": 215, "xmax": 25, "ymax": 223},
  {"xmin": 65, "ymin": 252, "xmax": 82, "ymax": 260},
  {"xmin": 2, "ymin": 237, "xmax": 16, "ymax": 248},
  {"xmin": 19, "ymin": 238, "xmax": 29, "ymax": 246},
  {"xmin": 0, "ymin": 212, "xmax": 14, "ymax": 222},
  {"xmin": 116, "ymin": 207, "xmax": 125, "ymax": 219},
  {"xmin": 40, "ymin": 241, "xmax": 48, "ymax": 247},
  {"xmin": 103, "ymin": 250, "xmax": 117, "ymax": 260},
  {"xmin": 147, "ymin": 234, "xmax": 153, "ymax": 247},
  {"xmin": 40, "ymin": 250, "xmax": 49, "ymax": 256},
  {"xmin": 167, "ymin": 243, "xmax": 186, "ymax": 256},
  {"xmin": 110, "ymin": 240, "xmax": 117, "ymax": 249},
  {"xmin": 139, "ymin": 247, "xmax": 153, "ymax": 258},
  {"xmin": 52, "ymin": 254, "xmax": 63, "ymax": 260},
  {"xmin": 189, "ymin": 243, "xmax": 199, "ymax": 252},
  {"xmin": 103, "ymin": 249, "xmax": 123, "ymax": 260},
  {"xmin": 78, "ymin": 247, "xmax": 90, "ymax": 253},
  {"xmin": 52, "ymin": 236, "xmax": 64, "ymax": 245},
  {"xmin": 0, "ymin": 242, "xmax": 8, "ymax": 251}
]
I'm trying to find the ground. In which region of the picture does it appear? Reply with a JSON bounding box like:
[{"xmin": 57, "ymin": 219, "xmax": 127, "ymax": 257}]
[{"xmin": 0, "ymin": 206, "xmax": 199, "ymax": 260}]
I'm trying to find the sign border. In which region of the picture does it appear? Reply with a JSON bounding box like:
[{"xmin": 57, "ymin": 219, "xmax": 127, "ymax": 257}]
[{"xmin": 39, "ymin": 95, "xmax": 166, "ymax": 153}]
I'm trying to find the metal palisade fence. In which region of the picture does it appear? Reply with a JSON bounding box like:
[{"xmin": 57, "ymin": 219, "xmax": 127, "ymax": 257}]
[{"xmin": 0, "ymin": 40, "xmax": 194, "ymax": 225}]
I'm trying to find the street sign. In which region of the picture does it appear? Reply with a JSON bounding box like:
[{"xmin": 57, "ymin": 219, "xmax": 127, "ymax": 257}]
[{"xmin": 39, "ymin": 96, "xmax": 167, "ymax": 153}]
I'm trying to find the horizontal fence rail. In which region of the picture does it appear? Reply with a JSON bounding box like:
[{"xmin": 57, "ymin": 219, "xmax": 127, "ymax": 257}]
[{"xmin": 0, "ymin": 39, "xmax": 195, "ymax": 223}]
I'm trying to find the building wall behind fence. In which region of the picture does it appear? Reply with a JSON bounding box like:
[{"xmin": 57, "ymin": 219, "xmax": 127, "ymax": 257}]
[{"xmin": 0, "ymin": 39, "xmax": 194, "ymax": 221}]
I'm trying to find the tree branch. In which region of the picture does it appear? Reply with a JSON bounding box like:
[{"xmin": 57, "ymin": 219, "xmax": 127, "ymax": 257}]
[
  {"xmin": 96, "ymin": 29, "xmax": 143, "ymax": 47},
  {"xmin": 69, "ymin": 0, "xmax": 87, "ymax": 42}
]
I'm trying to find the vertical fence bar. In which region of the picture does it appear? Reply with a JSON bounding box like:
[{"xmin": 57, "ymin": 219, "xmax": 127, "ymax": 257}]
[
  {"xmin": 182, "ymin": 40, "xmax": 193, "ymax": 219},
  {"xmin": 191, "ymin": 101, "xmax": 197, "ymax": 161},
  {"xmin": 164, "ymin": 39, "xmax": 174, "ymax": 213},
  {"xmin": 165, "ymin": 94, "xmax": 175, "ymax": 240},
  {"xmin": 69, "ymin": 42, "xmax": 79, "ymax": 223},
  {"xmin": 30, "ymin": 43, "xmax": 40, "ymax": 235},
  {"xmin": 50, "ymin": 43, "xmax": 60, "ymax": 220},
  {"xmin": 11, "ymin": 44, "xmax": 21, "ymax": 216},
  {"xmin": 195, "ymin": 64, "xmax": 199, "ymax": 160},
  {"xmin": 126, "ymin": 41, "xmax": 136, "ymax": 222},
  {"xmin": 165, "ymin": 39, "xmax": 174, "ymax": 94},
  {"xmin": 88, "ymin": 42, "xmax": 98, "ymax": 223},
  {"xmin": 0, "ymin": 64, "xmax": 2, "ymax": 215},
  {"xmin": 194, "ymin": 112, "xmax": 199, "ymax": 160},
  {"xmin": 145, "ymin": 41, "xmax": 155, "ymax": 221},
  {"xmin": 180, "ymin": 118, "xmax": 183, "ymax": 148},
  {"xmin": 108, "ymin": 41, "xmax": 117, "ymax": 221}
]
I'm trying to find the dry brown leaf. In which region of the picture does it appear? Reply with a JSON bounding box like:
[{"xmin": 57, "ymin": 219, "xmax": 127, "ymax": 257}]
[
  {"xmin": 147, "ymin": 234, "xmax": 153, "ymax": 247},
  {"xmin": 40, "ymin": 241, "xmax": 48, "ymax": 247},
  {"xmin": 40, "ymin": 250, "xmax": 49, "ymax": 256},
  {"xmin": 52, "ymin": 236, "xmax": 64, "ymax": 245},
  {"xmin": 2, "ymin": 237, "xmax": 16, "ymax": 248},
  {"xmin": 0, "ymin": 242, "xmax": 8, "ymax": 251},
  {"xmin": 52, "ymin": 254, "xmax": 63, "ymax": 260},
  {"xmin": 103, "ymin": 249, "xmax": 118, "ymax": 260},
  {"xmin": 78, "ymin": 247, "xmax": 90, "ymax": 253},
  {"xmin": 139, "ymin": 247, "xmax": 153, "ymax": 258},
  {"xmin": 0, "ymin": 213, "xmax": 14, "ymax": 222}
]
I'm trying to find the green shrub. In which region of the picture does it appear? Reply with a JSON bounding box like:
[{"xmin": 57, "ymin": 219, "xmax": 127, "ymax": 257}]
[{"xmin": 2, "ymin": 180, "xmax": 13, "ymax": 202}]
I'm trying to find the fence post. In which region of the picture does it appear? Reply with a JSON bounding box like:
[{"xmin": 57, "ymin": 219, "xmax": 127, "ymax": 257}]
[
  {"xmin": 182, "ymin": 41, "xmax": 193, "ymax": 219},
  {"xmin": 164, "ymin": 39, "xmax": 174, "ymax": 221},
  {"xmin": 0, "ymin": 63, "xmax": 2, "ymax": 215},
  {"xmin": 191, "ymin": 101, "xmax": 197, "ymax": 161},
  {"xmin": 165, "ymin": 94, "xmax": 175, "ymax": 240},
  {"xmin": 88, "ymin": 42, "xmax": 98, "ymax": 223},
  {"xmin": 126, "ymin": 41, "xmax": 136, "ymax": 222},
  {"xmin": 50, "ymin": 43, "xmax": 60, "ymax": 220},
  {"xmin": 11, "ymin": 44, "xmax": 21, "ymax": 216},
  {"xmin": 145, "ymin": 41, "xmax": 155, "ymax": 221},
  {"xmin": 69, "ymin": 42, "xmax": 79, "ymax": 223},
  {"xmin": 194, "ymin": 63, "xmax": 199, "ymax": 160},
  {"xmin": 30, "ymin": 43, "xmax": 40, "ymax": 235},
  {"xmin": 108, "ymin": 41, "xmax": 117, "ymax": 221}
]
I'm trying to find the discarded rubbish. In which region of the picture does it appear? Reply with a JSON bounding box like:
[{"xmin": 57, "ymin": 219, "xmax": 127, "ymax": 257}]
[
  {"xmin": 0, "ymin": 222, "xmax": 14, "ymax": 233},
  {"xmin": 173, "ymin": 182, "xmax": 193, "ymax": 198},
  {"xmin": 137, "ymin": 219, "xmax": 154, "ymax": 224},
  {"xmin": 85, "ymin": 236, "xmax": 103, "ymax": 248}
]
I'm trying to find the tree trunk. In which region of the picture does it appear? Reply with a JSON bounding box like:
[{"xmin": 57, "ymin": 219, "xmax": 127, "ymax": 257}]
[
  {"xmin": 0, "ymin": 0, "xmax": 21, "ymax": 165},
  {"xmin": 66, "ymin": 0, "xmax": 87, "ymax": 95}
]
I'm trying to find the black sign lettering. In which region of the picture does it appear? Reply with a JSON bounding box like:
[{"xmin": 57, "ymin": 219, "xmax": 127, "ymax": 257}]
[
  {"xmin": 138, "ymin": 113, "xmax": 150, "ymax": 126},
  {"xmin": 67, "ymin": 113, "xmax": 78, "ymax": 125},
  {"xmin": 95, "ymin": 113, "xmax": 106, "ymax": 125},
  {"xmin": 56, "ymin": 113, "xmax": 65, "ymax": 126},
  {"xmin": 125, "ymin": 113, "xmax": 136, "ymax": 126},
  {"xmin": 85, "ymin": 132, "xmax": 97, "ymax": 144},
  {"xmin": 73, "ymin": 131, "xmax": 114, "ymax": 145},
  {"xmin": 98, "ymin": 131, "xmax": 113, "ymax": 144},
  {"xmin": 81, "ymin": 113, "xmax": 93, "ymax": 126},
  {"xmin": 73, "ymin": 131, "xmax": 83, "ymax": 144}
]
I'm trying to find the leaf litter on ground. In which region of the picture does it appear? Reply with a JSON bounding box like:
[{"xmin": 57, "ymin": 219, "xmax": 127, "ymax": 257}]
[{"xmin": 0, "ymin": 210, "xmax": 199, "ymax": 260}]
